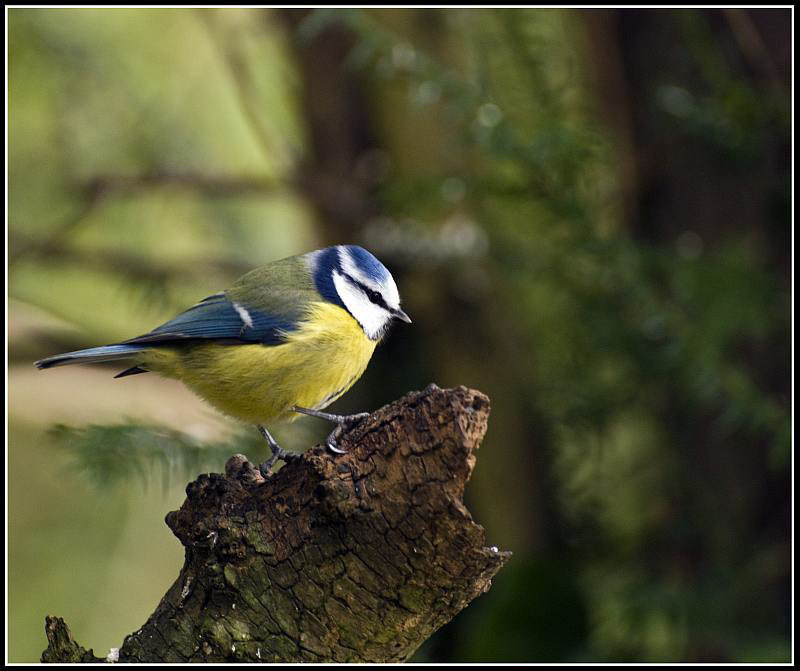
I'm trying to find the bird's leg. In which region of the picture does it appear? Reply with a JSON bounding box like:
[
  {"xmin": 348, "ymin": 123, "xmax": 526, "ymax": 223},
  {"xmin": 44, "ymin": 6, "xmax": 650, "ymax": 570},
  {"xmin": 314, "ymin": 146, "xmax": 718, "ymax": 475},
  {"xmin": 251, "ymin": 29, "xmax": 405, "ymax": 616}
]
[
  {"xmin": 257, "ymin": 425, "xmax": 298, "ymax": 476},
  {"xmin": 292, "ymin": 406, "xmax": 370, "ymax": 454}
]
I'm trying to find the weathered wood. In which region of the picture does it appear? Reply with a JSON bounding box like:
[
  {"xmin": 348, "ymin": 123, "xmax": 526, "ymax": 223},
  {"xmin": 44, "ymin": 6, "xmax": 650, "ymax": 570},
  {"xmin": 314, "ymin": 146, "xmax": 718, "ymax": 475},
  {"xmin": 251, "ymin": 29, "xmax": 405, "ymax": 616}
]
[
  {"xmin": 41, "ymin": 616, "xmax": 103, "ymax": 663},
  {"xmin": 42, "ymin": 384, "xmax": 509, "ymax": 663}
]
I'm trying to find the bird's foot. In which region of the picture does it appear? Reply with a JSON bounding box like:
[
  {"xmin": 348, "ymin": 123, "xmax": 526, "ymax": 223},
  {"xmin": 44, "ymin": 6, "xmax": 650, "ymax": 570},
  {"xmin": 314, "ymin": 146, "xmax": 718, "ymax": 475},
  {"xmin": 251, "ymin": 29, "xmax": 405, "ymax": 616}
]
[
  {"xmin": 292, "ymin": 406, "xmax": 370, "ymax": 455},
  {"xmin": 257, "ymin": 425, "xmax": 299, "ymax": 477}
]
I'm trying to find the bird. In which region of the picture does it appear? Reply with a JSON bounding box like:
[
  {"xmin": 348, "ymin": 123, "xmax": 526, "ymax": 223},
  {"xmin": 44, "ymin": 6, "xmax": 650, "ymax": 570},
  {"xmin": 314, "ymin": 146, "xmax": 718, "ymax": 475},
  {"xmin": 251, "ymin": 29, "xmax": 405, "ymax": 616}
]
[{"xmin": 34, "ymin": 245, "xmax": 411, "ymax": 474}]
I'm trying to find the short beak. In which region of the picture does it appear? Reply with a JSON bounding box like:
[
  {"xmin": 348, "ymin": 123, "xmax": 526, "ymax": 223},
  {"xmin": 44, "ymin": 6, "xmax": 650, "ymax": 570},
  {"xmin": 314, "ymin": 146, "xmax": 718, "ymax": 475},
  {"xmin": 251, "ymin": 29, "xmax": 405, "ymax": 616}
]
[{"xmin": 393, "ymin": 308, "xmax": 412, "ymax": 324}]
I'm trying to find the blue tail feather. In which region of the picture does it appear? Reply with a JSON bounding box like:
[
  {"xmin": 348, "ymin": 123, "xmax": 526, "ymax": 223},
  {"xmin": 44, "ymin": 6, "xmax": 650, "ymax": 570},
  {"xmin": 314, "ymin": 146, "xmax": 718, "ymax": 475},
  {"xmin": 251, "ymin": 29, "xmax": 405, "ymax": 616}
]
[{"xmin": 34, "ymin": 344, "xmax": 147, "ymax": 369}]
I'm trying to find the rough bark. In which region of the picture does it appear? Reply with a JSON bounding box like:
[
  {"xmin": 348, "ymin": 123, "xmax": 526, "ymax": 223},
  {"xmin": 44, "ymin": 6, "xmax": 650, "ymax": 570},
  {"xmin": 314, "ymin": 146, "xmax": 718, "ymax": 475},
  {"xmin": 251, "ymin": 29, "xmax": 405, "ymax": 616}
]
[
  {"xmin": 41, "ymin": 616, "xmax": 104, "ymax": 663},
  {"xmin": 41, "ymin": 384, "xmax": 510, "ymax": 663}
]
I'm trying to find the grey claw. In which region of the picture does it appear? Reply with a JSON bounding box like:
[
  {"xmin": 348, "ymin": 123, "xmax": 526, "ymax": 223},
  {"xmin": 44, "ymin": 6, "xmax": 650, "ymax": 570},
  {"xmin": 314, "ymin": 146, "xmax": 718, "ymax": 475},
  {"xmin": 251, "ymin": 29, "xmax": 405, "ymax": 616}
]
[
  {"xmin": 290, "ymin": 408, "xmax": 370, "ymax": 456},
  {"xmin": 258, "ymin": 461, "xmax": 275, "ymax": 478},
  {"xmin": 257, "ymin": 424, "xmax": 299, "ymax": 476},
  {"xmin": 327, "ymin": 442, "xmax": 348, "ymax": 455}
]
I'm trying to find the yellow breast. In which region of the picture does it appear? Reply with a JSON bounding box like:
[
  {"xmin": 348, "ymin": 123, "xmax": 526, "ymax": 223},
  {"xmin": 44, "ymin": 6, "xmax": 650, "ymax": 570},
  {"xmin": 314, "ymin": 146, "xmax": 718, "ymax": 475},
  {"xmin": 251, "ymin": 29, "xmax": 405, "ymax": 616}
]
[{"xmin": 141, "ymin": 302, "xmax": 377, "ymax": 425}]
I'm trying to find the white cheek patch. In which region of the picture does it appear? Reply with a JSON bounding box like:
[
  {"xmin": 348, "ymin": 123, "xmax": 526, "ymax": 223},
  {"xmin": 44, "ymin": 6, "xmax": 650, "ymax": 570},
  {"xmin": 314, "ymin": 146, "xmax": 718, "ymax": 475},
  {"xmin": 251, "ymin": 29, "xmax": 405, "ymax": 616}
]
[
  {"xmin": 380, "ymin": 274, "xmax": 400, "ymax": 311},
  {"xmin": 338, "ymin": 247, "xmax": 401, "ymax": 310},
  {"xmin": 332, "ymin": 270, "xmax": 391, "ymax": 340}
]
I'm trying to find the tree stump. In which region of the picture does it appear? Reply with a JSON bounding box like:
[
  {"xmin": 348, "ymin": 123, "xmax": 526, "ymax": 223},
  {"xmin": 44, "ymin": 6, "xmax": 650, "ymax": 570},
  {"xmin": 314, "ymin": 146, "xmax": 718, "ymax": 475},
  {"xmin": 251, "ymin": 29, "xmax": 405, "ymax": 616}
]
[{"xmin": 41, "ymin": 384, "xmax": 510, "ymax": 663}]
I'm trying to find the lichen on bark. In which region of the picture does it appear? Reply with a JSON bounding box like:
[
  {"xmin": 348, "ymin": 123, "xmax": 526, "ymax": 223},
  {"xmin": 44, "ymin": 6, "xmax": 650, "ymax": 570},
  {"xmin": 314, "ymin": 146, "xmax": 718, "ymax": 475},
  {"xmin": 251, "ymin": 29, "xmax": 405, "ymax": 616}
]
[{"xmin": 42, "ymin": 384, "xmax": 510, "ymax": 663}]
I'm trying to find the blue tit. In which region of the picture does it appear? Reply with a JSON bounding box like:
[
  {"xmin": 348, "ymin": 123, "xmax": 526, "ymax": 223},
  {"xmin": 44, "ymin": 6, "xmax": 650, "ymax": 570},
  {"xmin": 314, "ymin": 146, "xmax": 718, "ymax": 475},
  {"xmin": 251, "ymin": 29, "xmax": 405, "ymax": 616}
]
[{"xmin": 35, "ymin": 245, "xmax": 411, "ymax": 474}]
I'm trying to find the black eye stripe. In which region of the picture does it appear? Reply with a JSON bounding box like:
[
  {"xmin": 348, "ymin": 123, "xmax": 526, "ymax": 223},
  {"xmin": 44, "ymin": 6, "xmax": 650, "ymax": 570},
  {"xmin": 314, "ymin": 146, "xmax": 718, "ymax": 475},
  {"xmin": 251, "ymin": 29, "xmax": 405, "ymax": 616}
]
[{"xmin": 343, "ymin": 272, "xmax": 390, "ymax": 310}]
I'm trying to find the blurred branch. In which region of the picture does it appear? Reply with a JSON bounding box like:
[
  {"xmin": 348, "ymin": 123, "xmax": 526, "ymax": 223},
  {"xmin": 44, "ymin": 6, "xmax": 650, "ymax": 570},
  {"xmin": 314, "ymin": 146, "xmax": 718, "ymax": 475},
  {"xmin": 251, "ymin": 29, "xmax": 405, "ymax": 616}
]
[
  {"xmin": 41, "ymin": 385, "xmax": 509, "ymax": 663},
  {"xmin": 9, "ymin": 172, "xmax": 289, "ymax": 269},
  {"xmin": 197, "ymin": 8, "xmax": 282, "ymax": 165},
  {"xmin": 721, "ymin": 9, "xmax": 786, "ymax": 93},
  {"xmin": 81, "ymin": 172, "xmax": 289, "ymax": 197},
  {"xmin": 494, "ymin": 10, "xmax": 560, "ymax": 117},
  {"xmin": 277, "ymin": 9, "xmax": 376, "ymax": 243},
  {"xmin": 9, "ymin": 229, "xmax": 252, "ymax": 291},
  {"xmin": 9, "ymin": 180, "xmax": 105, "ymax": 266},
  {"xmin": 580, "ymin": 9, "xmax": 639, "ymax": 225}
]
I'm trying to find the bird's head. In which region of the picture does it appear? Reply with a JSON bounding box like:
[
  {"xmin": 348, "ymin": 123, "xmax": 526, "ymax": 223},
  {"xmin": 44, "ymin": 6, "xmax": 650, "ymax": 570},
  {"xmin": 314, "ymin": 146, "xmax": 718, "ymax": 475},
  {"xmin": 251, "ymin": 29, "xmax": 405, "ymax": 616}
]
[{"xmin": 308, "ymin": 245, "xmax": 411, "ymax": 340}]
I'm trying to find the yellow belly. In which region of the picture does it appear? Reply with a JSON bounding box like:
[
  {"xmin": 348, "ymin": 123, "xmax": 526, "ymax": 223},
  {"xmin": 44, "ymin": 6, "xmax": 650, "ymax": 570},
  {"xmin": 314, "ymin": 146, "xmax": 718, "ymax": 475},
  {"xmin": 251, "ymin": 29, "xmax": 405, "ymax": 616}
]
[{"xmin": 139, "ymin": 302, "xmax": 377, "ymax": 425}]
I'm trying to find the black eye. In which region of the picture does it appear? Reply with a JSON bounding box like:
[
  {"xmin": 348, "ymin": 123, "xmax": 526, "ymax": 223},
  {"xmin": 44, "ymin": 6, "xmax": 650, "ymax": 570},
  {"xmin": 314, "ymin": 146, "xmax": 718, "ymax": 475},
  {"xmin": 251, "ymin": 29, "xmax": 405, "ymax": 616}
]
[{"xmin": 343, "ymin": 272, "xmax": 387, "ymax": 308}]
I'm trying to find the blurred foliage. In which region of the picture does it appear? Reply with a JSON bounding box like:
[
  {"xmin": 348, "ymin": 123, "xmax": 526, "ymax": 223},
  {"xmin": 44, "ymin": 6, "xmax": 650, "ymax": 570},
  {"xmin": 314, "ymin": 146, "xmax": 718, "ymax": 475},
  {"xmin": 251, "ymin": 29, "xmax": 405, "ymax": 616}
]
[
  {"xmin": 8, "ymin": 7, "xmax": 790, "ymax": 663},
  {"xmin": 48, "ymin": 423, "xmax": 258, "ymax": 493}
]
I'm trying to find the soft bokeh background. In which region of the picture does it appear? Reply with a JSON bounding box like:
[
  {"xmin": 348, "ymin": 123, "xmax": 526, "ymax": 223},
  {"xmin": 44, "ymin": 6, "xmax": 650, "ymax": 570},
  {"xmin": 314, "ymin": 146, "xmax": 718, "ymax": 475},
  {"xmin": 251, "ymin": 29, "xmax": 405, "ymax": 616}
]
[{"xmin": 7, "ymin": 7, "xmax": 791, "ymax": 663}]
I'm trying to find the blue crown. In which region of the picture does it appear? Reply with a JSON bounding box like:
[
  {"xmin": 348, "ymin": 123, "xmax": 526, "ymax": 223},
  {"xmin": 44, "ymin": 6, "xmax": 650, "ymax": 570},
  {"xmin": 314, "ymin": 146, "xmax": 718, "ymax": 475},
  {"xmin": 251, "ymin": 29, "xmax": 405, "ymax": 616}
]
[
  {"xmin": 342, "ymin": 245, "xmax": 390, "ymax": 284},
  {"xmin": 311, "ymin": 245, "xmax": 390, "ymax": 311}
]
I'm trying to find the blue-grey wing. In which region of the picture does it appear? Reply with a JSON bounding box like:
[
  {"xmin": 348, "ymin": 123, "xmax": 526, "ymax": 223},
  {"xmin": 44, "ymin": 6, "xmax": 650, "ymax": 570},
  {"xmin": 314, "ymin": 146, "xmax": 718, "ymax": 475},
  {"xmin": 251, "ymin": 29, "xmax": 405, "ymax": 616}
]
[{"xmin": 123, "ymin": 293, "xmax": 297, "ymax": 346}]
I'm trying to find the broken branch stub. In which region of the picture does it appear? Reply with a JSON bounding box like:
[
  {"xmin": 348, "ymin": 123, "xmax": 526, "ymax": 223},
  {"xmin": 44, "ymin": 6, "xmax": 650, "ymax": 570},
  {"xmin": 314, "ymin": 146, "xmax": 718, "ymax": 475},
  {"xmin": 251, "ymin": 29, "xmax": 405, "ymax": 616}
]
[{"xmin": 42, "ymin": 384, "xmax": 510, "ymax": 663}]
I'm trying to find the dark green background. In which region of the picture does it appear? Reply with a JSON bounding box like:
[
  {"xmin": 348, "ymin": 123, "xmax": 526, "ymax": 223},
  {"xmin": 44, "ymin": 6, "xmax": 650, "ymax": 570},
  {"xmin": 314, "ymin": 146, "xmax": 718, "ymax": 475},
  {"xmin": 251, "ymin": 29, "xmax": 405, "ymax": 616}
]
[{"xmin": 8, "ymin": 8, "xmax": 791, "ymax": 663}]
